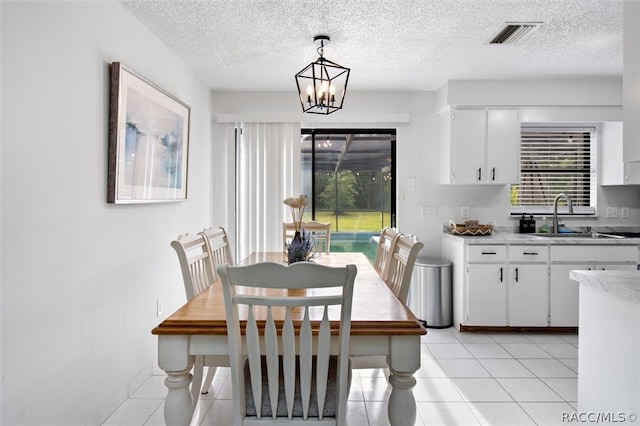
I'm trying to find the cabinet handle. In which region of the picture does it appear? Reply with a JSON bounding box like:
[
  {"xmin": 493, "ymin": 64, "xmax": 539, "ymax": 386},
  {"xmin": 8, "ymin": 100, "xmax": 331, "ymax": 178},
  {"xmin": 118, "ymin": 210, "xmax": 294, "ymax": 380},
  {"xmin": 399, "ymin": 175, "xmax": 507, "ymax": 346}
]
[
  {"xmin": 481, "ymin": 251, "xmax": 497, "ymax": 255},
  {"xmin": 491, "ymin": 167, "xmax": 496, "ymax": 181},
  {"xmin": 514, "ymin": 267, "xmax": 519, "ymax": 282},
  {"xmin": 477, "ymin": 168, "xmax": 482, "ymax": 181},
  {"xmin": 499, "ymin": 267, "xmax": 503, "ymax": 282},
  {"xmin": 523, "ymin": 252, "xmax": 539, "ymax": 256}
]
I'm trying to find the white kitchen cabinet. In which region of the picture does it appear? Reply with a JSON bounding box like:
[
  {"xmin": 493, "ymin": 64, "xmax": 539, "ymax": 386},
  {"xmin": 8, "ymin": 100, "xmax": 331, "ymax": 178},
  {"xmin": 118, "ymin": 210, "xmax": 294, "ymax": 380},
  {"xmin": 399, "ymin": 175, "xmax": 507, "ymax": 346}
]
[
  {"xmin": 465, "ymin": 244, "xmax": 548, "ymax": 327},
  {"xmin": 601, "ymin": 121, "xmax": 640, "ymax": 185},
  {"xmin": 465, "ymin": 245, "xmax": 549, "ymax": 327},
  {"xmin": 440, "ymin": 108, "xmax": 520, "ymax": 184},
  {"xmin": 486, "ymin": 109, "xmax": 520, "ymax": 184},
  {"xmin": 467, "ymin": 263, "xmax": 507, "ymax": 326},
  {"xmin": 444, "ymin": 235, "xmax": 639, "ymax": 331},
  {"xmin": 445, "ymin": 242, "xmax": 509, "ymax": 328},
  {"xmin": 617, "ymin": 162, "xmax": 640, "ymax": 185},
  {"xmin": 624, "ymin": 0, "xmax": 640, "ymax": 162},
  {"xmin": 549, "ymin": 264, "xmax": 582, "ymax": 327},
  {"xmin": 508, "ymin": 245, "xmax": 549, "ymax": 327},
  {"xmin": 549, "ymin": 245, "xmax": 638, "ymax": 327}
]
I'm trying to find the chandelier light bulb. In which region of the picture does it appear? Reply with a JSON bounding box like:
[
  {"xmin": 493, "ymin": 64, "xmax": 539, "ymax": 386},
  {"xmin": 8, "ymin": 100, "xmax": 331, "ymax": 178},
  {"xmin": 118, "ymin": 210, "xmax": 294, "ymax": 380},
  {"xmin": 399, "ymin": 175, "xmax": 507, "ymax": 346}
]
[{"xmin": 305, "ymin": 85, "xmax": 313, "ymax": 104}]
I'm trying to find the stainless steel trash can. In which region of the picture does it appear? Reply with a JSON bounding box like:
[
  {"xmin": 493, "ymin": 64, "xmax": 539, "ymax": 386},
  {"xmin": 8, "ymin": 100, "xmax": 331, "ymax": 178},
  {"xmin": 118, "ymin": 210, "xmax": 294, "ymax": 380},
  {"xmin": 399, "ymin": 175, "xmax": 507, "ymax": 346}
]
[{"xmin": 407, "ymin": 256, "xmax": 452, "ymax": 328}]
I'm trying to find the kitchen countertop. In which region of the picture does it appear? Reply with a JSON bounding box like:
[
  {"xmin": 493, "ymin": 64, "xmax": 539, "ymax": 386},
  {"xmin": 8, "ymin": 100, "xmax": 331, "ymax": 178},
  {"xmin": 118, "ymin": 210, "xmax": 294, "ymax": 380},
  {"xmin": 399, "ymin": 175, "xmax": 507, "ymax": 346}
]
[
  {"xmin": 442, "ymin": 230, "xmax": 640, "ymax": 245},
  {"xmin": 570, "ymin": 270, "xmax": 640, "ymax": 303}
]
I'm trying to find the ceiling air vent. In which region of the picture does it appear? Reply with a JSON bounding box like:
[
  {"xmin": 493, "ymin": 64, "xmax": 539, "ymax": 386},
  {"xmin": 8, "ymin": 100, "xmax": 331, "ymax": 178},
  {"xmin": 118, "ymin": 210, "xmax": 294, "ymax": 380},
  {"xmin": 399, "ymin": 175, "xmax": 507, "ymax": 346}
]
[{"xmin": 489, "ymin": 22, "xmax": 542, "ymax": 44}]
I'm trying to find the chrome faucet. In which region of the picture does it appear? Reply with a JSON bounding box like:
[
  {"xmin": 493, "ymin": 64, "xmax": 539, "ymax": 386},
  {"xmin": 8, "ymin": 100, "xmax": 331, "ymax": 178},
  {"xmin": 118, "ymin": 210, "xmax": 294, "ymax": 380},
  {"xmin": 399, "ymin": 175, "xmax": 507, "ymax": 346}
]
[{"xmin": 552, "ymin": 193, "xmax": 574, "ymax": 233}]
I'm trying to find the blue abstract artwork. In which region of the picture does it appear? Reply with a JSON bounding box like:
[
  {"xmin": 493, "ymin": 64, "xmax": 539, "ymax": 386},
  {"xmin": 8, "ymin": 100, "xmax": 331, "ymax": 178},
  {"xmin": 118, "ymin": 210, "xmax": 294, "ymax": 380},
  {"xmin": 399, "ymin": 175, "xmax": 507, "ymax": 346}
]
[{"xmin": 124, "ymin": 88, "xmax": 185, "ymax": 189}]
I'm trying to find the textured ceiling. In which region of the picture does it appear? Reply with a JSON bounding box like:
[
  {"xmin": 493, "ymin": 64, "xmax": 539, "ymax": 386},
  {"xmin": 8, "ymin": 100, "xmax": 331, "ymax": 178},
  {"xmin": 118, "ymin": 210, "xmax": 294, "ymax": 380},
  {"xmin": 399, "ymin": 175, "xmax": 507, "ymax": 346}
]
[{"xmin": 120, "ymin": 0, "xmax": 622, "ymax": 91}]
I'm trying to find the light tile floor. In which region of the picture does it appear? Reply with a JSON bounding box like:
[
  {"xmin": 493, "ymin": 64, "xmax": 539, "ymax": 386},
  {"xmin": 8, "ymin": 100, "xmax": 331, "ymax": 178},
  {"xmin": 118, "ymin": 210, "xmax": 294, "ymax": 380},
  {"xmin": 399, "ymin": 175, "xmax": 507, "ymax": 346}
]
[{"xmin": 102, "ymin": 328, "xmax": 579, "ymax": 425}]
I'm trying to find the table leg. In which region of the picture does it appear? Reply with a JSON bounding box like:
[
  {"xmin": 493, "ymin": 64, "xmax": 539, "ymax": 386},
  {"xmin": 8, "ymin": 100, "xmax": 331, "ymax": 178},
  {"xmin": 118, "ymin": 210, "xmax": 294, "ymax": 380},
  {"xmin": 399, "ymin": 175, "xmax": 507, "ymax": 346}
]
[
  {"xmin": 164, "ymin": 368, "xmax": 194, "ymax": 426},
  {"xmin": 388, "ymin": 335, "xmax": 420, "ymax": 426},
  {"xmin": 158, "ymin": 335, "xmax": 195, "ymax": 426}
]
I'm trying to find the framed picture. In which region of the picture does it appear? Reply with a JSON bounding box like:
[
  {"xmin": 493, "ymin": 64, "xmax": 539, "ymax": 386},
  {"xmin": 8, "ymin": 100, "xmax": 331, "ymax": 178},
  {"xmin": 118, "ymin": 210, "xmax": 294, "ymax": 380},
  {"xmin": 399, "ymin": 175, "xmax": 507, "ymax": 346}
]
[{"xmin": 108, "ymin": 62, "xmax": 190, "ymax": 203}]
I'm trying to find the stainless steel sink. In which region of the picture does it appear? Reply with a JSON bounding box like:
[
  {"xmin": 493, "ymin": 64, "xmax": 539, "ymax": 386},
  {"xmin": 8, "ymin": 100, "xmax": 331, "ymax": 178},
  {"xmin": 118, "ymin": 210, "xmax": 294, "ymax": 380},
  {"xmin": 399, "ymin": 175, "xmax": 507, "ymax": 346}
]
[{"xmin": 533, "ymin": 232, "xmax": 623, "ymax": 239}]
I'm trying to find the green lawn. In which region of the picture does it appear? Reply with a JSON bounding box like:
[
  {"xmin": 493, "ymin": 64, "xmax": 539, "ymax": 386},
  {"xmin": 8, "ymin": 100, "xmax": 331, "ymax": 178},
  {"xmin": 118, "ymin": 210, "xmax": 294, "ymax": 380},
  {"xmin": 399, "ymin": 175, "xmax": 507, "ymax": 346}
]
[{"xmin": 306, "ymin": 210, "xmax": 392, "ymax": 232}]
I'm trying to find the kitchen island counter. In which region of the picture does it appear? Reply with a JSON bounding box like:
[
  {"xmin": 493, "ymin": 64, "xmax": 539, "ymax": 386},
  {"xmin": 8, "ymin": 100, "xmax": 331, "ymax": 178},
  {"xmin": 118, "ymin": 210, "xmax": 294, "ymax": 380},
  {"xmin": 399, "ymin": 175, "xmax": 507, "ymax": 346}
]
[{"xmin": 570, "ymin": 270, "xmax": 640, "ymax": 416}]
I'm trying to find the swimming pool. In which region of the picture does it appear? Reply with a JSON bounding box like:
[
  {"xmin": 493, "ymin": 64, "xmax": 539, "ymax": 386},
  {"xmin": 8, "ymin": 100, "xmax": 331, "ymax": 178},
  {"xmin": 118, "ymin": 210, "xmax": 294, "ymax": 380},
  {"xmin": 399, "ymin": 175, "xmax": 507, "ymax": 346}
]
[{"xmin": 328, "ymin": 232, "xmax": 378, "ymax": 263}]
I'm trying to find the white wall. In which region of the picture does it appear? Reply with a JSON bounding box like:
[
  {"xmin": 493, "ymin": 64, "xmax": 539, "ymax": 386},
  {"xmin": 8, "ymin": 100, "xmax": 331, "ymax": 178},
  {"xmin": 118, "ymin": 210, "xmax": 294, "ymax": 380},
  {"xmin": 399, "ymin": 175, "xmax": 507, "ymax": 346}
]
[
  {"xmin": 211, "ymin": 79, "xmax": 640, "ymax": 257},
  {"xmin": 1, "ymin": 2, "xmax": 215, "ymax": 424}
]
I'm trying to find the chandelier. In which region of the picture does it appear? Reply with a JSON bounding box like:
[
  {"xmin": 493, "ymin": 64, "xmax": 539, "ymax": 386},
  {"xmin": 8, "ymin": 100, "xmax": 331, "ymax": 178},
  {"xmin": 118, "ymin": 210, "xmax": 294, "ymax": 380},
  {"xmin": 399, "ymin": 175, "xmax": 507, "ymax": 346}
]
[{"xmin": 295, "ymin": 35, "xmax": 350, "ymax": 115}]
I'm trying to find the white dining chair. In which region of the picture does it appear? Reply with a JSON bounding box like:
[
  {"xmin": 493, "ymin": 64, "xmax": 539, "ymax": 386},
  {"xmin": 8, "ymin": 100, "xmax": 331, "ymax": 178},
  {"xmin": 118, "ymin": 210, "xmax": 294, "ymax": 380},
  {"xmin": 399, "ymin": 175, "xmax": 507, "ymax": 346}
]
[
  {"xmin": 283, "ymin": 221, "xmax": 332, "ymax": 254},
  {"xmin": 352, "ymin": 232, "xmax": 423, "ymax": 375},
  {"xmin": 170, "ymin": 233, "xmax": 228, "ymax": 398},
  {"xmin": 218, "ymin": 261, "xmax": 357, "ymax": 425},
  {"xmin": 373, "ymin": 227, "xmax": 400, "ymax": 279},
  {"xmin": 200, "ymin": 226, "xmax": 234, "ymax": 279},
  {"xmin": 171, "ymin": 233, "xmax": 215, "ymax": 300},
  {"xmin": 384, "ymin": 234, "xmax": 425, "ymax": 304}
]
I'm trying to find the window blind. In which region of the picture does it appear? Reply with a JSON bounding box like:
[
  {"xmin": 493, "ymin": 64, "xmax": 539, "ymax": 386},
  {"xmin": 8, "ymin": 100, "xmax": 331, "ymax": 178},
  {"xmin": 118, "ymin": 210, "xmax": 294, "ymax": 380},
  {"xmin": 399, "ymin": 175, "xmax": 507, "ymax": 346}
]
[{"xmin": 511, "ymin": 127, "xmax": 594, "ymax": 213}]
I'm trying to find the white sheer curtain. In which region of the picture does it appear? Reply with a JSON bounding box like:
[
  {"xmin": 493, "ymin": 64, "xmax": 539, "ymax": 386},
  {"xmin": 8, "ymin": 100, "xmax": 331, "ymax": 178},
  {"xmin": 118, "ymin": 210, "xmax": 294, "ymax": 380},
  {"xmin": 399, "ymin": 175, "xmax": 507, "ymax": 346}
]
[{"xmin": 236, "ymin": 122, "xmax": 301, "ymax": 260}]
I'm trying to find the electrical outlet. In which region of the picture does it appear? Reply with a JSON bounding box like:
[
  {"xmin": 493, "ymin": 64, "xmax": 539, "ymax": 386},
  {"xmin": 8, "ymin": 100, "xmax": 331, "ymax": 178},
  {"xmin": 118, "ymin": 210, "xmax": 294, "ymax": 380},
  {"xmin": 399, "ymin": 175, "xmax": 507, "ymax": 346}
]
[
  {"xmin": 157, "ymin": 299, "xmax": 163, "ymax": 316},
  {"xmin": 421, "ymin": 206, "xmax": 437, "ymax": 218},
  {"xmin": 606, "ymin": 207, "xmax": 619, "ymax": 219},
  {"xmin": 461, "ymin": 206, "xmax": 470, "ymax": 219},
  {"xmin": 621, "ymin": 207, "xmax": 629, "ymax": 219}
]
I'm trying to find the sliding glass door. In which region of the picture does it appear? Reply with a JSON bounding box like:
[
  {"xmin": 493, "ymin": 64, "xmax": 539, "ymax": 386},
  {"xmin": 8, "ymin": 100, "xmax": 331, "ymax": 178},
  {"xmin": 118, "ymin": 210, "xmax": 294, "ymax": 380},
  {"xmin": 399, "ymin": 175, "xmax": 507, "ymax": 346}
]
[{"xmin": 301, "ymin": 129, "xmax": 396, "ymax": 260}]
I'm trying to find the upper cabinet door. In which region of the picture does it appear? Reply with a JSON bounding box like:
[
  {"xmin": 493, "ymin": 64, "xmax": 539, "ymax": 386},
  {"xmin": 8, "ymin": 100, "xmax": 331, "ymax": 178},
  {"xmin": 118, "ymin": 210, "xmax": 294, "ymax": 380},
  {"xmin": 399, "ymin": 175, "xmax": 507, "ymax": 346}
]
[
  {"xmin": 451, "ymin": 109, "xmax": 486, "ymax": 184},
  {"xmin": 601, "ymin": 121, "xmax": 640, "ymax": 185},
  {"xmin": 486, "ymin": 109, "xmax": 520, "ymax": 184}
]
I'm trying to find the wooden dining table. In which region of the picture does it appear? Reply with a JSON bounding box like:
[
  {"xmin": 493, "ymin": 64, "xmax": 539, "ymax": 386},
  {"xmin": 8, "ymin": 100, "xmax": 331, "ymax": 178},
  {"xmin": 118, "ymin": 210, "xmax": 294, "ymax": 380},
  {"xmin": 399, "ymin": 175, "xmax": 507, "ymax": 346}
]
[{"xmin": 153, "ymin": 251, "xmax": 426, "ymax": 426}]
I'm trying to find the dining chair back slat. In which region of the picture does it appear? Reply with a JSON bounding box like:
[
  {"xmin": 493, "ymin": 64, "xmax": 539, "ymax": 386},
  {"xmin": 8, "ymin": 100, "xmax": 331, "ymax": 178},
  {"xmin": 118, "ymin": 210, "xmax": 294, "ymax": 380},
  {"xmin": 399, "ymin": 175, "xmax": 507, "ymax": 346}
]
[{"xmin": 218, "ymin": 261, "xmax": 356, "ymax": 425}]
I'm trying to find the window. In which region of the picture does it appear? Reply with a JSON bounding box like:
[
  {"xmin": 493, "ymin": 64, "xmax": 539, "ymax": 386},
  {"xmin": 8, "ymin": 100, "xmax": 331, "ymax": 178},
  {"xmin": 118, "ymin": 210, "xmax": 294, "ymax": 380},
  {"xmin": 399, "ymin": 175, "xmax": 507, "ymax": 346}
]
[{"xmin": 511, "ymin": 126, "xmax": 596, "ymax": 215}]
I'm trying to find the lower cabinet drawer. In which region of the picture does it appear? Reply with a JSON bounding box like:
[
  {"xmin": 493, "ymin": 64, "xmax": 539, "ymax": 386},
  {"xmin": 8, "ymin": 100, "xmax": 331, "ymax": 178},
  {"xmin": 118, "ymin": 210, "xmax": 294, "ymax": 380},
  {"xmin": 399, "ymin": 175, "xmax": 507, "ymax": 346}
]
[
  {"xmin": 551, "ymin": 245, "xmax": 638, "ymax": 263},
  {"xmin": 468, "ymin": 245, "xmax": 506, "ymax": 262},
  {"xmin": 509, "ymin": 245, "xmax": 549, "ymax": 262}
]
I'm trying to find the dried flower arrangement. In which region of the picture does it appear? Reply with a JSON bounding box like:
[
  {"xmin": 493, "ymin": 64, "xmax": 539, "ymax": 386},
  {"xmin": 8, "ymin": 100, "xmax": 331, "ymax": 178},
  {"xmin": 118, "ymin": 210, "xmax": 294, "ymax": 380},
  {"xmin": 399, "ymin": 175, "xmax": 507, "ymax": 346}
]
[
  {"xmin": 283, "ymin": 195, "xmax": 313, "ymax": 263},
  {"xmin": 283, "ymin": 194, "xmax": 309, "ymax": 235},
  {"xmin": 285, "ymin": 228, "xmax": 315, "ymax": 264}
]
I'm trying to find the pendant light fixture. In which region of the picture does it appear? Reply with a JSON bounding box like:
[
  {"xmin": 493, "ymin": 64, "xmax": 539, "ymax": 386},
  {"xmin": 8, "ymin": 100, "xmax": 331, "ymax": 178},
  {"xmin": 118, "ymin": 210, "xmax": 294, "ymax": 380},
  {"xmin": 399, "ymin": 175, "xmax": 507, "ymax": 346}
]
[{"xmin": 295, "ymin": 35, "xmax": 350, "ymax": 115}]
